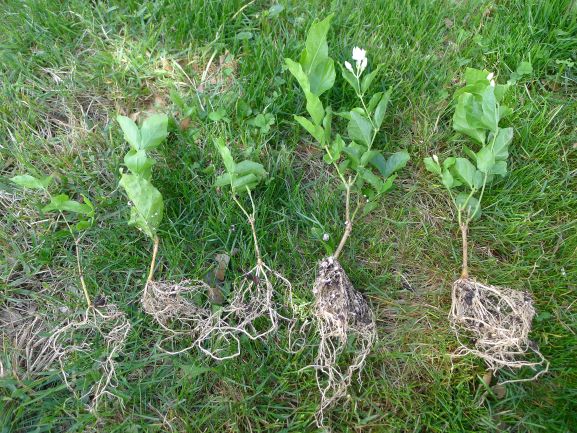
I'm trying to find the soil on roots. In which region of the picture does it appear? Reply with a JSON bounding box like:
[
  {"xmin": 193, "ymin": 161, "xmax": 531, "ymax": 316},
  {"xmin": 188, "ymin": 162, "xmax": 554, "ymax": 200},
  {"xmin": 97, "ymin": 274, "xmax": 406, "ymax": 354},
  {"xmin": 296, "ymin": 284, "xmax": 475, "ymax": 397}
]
[
  {"xmin": 450, "ymin": 278, "xmax": 548, "ymax": 381},
  {"xmin": 312, "ymin": 256, "xmax": 376, "ymax": 427}
]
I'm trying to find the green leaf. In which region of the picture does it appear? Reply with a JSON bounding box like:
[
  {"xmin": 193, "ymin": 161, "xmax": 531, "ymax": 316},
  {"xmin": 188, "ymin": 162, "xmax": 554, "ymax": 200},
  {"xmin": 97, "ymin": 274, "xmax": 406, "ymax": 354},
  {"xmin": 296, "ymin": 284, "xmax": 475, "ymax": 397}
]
[
  {"xmin": 490, "ymin": 160, "xmax": 507, "ymax": 177},
  {"xmin": 476, "ymin": 145, "xmax": 495, "ymax": 173},
  {"xmin": 464, "ymin": 67, "xmax": 490, "ymax": 84},
  {"xmin": 343, "ymin": 142, "xmax": 364, "ymax": 168},
  {"xmin": 423, "ymin": 157, "xmax": 441, "ymax": 175},
  {"xmin": 361, "ymin": 67, "xmax": 380, "ymax": 93},
  {"xmin": 285, "ymin": 58, "xmax": 310, "ymax": 93},
  {"xmin": 492, "ymin": 127, "xmax": 513, "ymax": 161},
  {"xmin": 294, "ymin": 115, "xmax": 324, "ymax": 143},
  {"xmin": 124, "ymin": 149, "xmax": 155, "ymax": 179},
  {"xmin": 267, "ymin": 4, "xmax": 284, "ymax": 17},
  {"xmin": 231, "ymin": 173, "xmax": 259, "ymax": 192},
  {"xmin": 456, "ymin": 192, "xmax": 481, "ymax": 220},
  {"xmin": 235, "ymin": 160, "xmax": 267, "ymax": 179},
  {"xmin": 309, "ymin": 58, "xmax": 335, "ymax": 96},
  {"xmin": 140, "ymin": 114, "xmax": 168, "ymax": 150},
  {"xmin": 363, "ymin": 201, "xmax": 379, "ymax": 216},
  {"xmin": 117, "ymin": 115, "xmax": 141, "ymax": 150},
  {"xmin": 348, "ymin": 111, "xmax": 373, "ymax": 146},
  {"xmin": 305, "ymin": 92, "xmax": 325, "ymax": 125},
  {"xmin": 443, "ymin": 157, "xmax": 456, "ymax": 169},
  {"xmin": 516, "ymin": 61, "xmax": 533, "ymax": 76},
  {"xmin": 361, "ymin": 150, "xmax": 380, "ymax": 167},
  {"xmin": 322, "ymin": 107, "xmax": 332, "ymax": 144},
  {"xmin": 300, "ymin": 15, "xmax": 332, "ymax": 76},
  {"xmin": 324, "ymin": 135, "xmax": 345, "ymax": 163},
  {"xmin": 357, "ymin": 167, "xmax": 381, "ymax": 191},
  {"xmin": 378, "ymin": 174, "xmax": 396, "ymax": 194},
  {"xmin": 119, "ymin": 174, "xmax": 163, "ymax": 239},
  {"xmin": 75, "ymin": 220, "xmax": 92, "ymax": 231},
  {"xmin": 441, "ymin": 169, "xmax": 454, "ymax": 189},
  {"xmin": 373, "ymin": 88, "xmax": 392, "ymax": 130},
  {"xmin": 367, "ymin": 92, "xmax": 383, "ymax": 114},
  {"xmin": 453, "ymin": 158, "xmax": 477, "ymax": 189},
  {"xmin": 10, "ymin": 174, "xmax": 52, "ymax": 190},
  {"xmin": 214, "ymin": 138, "xmax": 236, "ymax": 174},
  {"xmin": 375, "ymin": 150, "xmax": 410, "ymax": 178},
  {"xmin": 341, "ymin": 65, "xmax": 360, "ymax": 94},
  {"xmin": 235, "ymin": 31, "xmax": 253, "ymax": 40},
  {"xmin": 42, "ymin": 194, "xmax": 93, "ymax": 215},
  {"xmin": 453, "ymin": 93, "xmax": 486, "ymax": 145}
]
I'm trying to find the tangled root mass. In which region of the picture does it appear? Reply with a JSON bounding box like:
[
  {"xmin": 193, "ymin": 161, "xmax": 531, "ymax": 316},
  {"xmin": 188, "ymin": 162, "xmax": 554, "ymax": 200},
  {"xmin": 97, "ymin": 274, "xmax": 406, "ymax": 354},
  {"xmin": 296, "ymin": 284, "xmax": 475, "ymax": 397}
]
[
  {"xmin": 312, "ymin": 256, "xmax": 376, "ymax": 426},
  {"xmin": 450, "ymin": 278, "xmax": 548, "ymax": 382},
  {"xmin": 142, "ymin": 261, "xmax": 294, "ymax": 360}
]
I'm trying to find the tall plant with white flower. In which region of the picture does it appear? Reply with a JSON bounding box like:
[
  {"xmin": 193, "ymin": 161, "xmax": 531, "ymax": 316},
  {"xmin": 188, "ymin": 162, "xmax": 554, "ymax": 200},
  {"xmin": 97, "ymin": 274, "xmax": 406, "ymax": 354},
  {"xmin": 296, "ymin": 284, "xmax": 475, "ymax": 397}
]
[
  {"xmin": 424, "ymin": 68, "xmax": 548, "ymax": 382},
  {"xmin": 285, "ymin": 16, "xmax": 409, "ymax": 426}
]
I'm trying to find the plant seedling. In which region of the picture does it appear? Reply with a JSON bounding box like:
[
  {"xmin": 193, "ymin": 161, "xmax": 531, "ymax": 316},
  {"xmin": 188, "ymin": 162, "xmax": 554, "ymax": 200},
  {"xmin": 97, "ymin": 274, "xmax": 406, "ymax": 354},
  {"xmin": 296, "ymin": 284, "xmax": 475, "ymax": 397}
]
[
  {"xmin": 285, "ymin": 16, "xmax": 408, "ymax": 425},
  {"xmin": 117, "ymin": 114, "xmax": 241, "ymax": 360},
  {"xmin": 9, "ymin": 172, "xmax": 130, "ymax": 412},
  {"xmin": 213, "ymin": 137, "xmax": 295, "ymax": 344},
  {"xmin": 424, "ymin": 68, "xmax": 548, "ymax": 382}
]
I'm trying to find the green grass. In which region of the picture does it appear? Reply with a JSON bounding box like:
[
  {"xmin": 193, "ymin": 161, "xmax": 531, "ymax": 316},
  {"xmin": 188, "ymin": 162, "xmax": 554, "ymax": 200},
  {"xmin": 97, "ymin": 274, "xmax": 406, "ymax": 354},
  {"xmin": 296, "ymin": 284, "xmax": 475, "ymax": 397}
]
[{"xmin": 1, "ymin": 0, "xmax": 576, "ymax": 431}]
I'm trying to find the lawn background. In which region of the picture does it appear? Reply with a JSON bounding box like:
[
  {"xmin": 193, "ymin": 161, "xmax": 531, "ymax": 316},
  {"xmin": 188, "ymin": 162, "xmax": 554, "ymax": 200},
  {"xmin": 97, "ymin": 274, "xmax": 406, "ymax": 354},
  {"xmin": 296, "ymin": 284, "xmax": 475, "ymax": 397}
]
[{"xmin": 1, "ymin": 0, "xmax": 576, "ymax": 431}]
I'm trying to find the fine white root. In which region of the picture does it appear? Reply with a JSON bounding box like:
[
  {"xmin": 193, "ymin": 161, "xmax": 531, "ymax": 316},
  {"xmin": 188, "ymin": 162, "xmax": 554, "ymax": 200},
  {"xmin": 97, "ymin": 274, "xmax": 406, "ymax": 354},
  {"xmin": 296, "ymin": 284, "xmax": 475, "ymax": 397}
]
[
  {"xmin": 450, "ymin": 278, "xmax": 549, "ymax": 383},
  {"xmin": 47, "ymin": 304, "xmax": 131, "ymax": 411},
  {"xmin": 142, "ymin": 262, "xmax": 295, "ymax": 360},
  {"xmin": 311, "ymin": 256, "xmax": 376, "ymax": 427}
]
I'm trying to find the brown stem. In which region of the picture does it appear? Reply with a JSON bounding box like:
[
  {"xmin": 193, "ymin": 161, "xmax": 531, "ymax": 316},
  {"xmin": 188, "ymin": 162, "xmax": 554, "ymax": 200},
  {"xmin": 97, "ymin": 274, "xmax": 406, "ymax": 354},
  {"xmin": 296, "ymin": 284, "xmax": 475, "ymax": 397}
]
[
  {"xmin": 460, "ymin": 222, "xmax": 469, "ymax": 279},
  {"xmin": 334, "ymin": 182, "xmax": 352, "ymax": 260},
  {"xmin": 75, "ymin": 237, "xmax": 92, "ymax": 308}
]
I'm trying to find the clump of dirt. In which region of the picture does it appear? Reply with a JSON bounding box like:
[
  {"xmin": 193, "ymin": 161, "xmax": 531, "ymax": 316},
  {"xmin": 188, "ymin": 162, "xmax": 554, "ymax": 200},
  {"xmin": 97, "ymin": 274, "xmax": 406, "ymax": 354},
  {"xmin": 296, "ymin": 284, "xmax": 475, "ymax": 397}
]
[
  {"xmin": 450, "ymin": 278, "xmax": 548, "ymax": 382},
  {"xmin": 311, "ymin": 256, "xmax": 376, "ymax": 426}
]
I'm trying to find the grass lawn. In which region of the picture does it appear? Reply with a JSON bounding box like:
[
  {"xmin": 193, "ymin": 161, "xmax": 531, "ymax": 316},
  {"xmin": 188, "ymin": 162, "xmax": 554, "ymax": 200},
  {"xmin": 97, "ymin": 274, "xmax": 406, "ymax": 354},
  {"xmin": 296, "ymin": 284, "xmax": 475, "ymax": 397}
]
[{"xmin": 1, "ymin": 0, "xmax": 576, "ymax": 431}]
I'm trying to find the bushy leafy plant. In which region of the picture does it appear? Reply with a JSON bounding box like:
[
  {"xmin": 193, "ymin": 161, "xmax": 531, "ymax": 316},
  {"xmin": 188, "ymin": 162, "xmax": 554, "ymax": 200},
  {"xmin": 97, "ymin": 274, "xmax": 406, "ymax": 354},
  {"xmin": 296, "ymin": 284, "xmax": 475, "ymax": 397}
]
[
  {"xmin": 285, "ymin": 15, "xmax": 409, "ymax": 258},
  {"xmin": 424, "ymin": 68, "xmax": 513, "ymax": 277}
]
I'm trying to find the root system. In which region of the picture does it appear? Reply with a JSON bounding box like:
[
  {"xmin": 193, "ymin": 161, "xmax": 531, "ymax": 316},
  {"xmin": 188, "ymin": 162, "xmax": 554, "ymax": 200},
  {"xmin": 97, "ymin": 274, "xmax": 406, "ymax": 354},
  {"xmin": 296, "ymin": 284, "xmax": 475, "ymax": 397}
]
[
  {"xmin": 450, "ymin": 278, "xmax": 548, "ymax": 382},
  {"xmin": 311, "ymin": 256, "xmax": 376, "ymax": 426}
]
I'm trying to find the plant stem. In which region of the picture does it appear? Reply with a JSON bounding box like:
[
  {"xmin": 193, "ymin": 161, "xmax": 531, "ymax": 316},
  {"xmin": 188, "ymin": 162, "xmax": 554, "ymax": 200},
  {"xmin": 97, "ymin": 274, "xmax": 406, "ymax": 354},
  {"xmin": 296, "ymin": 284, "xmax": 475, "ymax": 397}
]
[
  {"xmin": 233, "ymin": 189, "xmax": 262, "ymax": 265},
  {"xmin": 60, "ymin": 213, "xmax": 92, "ymax": 308},
  {"xmin": 460, "ymin": 222, "xmax": 469, "ymax": 279},
  {"xmin": 147, "ymin": 235, "xmax": 159, "ymax": 285},
  {"xmin": 334, "ymin": 179, "xmax": 352, "ymax": 260}
]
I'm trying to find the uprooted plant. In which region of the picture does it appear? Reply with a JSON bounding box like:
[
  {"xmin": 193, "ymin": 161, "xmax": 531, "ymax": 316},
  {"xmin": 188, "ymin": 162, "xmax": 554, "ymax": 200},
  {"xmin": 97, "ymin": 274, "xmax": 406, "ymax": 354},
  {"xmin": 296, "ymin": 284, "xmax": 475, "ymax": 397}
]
[
  {"xmin": 286, "ymin": 16, "xmax": 409, "ymax": 425},
  {"xmin": 213, "ymin": 137, "xmax": 295, "ymax": 344},
  {"xmin": 424, "ymin": 67, "xmax": 548, "ymax": 383},
  {"xmin": 118, "ymin": 114, "xmax": 243, "ymax": 360},
  {"xmin": 8, "ymin": 173, "xmax": 130, "ymax": 411}
]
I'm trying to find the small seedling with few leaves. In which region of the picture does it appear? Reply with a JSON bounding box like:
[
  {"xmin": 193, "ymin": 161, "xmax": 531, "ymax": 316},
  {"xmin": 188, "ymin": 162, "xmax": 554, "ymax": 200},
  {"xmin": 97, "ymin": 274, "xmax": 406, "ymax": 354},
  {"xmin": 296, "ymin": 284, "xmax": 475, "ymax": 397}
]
[
  {"xmin": 9, "ymin": 172, "xmax": 130, "ymax": 412},
  {"xmin": 424, "ymin": 67, "xmax": 547, "ymax": 382},
  {"xmin": 285, "ymin": 16, "xmax": 408, "ymax": 425},
  {"xmin": 213, "ymin": 137, "xmax": 295, "ymax": 346}
]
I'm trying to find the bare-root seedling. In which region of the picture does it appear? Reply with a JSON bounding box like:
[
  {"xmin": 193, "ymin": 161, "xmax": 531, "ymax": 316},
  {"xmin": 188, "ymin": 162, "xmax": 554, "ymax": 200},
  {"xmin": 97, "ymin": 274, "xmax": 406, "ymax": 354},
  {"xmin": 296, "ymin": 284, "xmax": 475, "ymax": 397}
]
[
  {"xmin": 286, "ymin": 16, "xmax": 409, "ymax": 426},
  {"xmin": 424, "ymin": 67, "xmax": 548, "ymax": 381}
]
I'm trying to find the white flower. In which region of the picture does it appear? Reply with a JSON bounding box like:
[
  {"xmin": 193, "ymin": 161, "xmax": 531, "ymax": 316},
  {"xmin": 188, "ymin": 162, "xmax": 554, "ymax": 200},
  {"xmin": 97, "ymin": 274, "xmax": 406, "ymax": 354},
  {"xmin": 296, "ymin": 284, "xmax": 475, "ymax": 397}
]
[
  {"xmin": 352, "ymin": 47, "xmax": 366, "ymax": 62},
  {"xmin": 344, "ymin": 61, "xmax": 354, "ymax": 73},
  {"xmin": 322, "ymin": 233, "xmax": 330, "ymax": 242},
  {"xmin": 490, "ymin": 79, "xmax": 496, "ymax": 87},
  {"xmin": 486, "ymin": 72, "xmax": 494, "ymax": 80},
  {"xmin": 433, "ymin": 154, "xmax": 439, "ymax": 164}
]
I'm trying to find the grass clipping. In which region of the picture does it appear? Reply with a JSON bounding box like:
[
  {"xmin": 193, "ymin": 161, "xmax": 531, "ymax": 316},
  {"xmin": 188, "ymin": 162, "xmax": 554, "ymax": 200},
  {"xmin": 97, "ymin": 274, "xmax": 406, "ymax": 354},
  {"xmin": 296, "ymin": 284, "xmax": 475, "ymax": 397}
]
[
  {"xmin": 449, "ymin": 224, "xmax": 548, "ymax": 382},
  {"xmin": 312, "ymin": 256, "xmax": 376, "ymax": 426}
]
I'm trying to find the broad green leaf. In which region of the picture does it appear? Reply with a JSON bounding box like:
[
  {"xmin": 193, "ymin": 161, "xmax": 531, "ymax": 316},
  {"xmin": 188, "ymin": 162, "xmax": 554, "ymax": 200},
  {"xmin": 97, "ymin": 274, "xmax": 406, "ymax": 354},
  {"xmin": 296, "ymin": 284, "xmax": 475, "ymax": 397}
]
[
  {"xmin": 322, "ymin": 107, "xmax": 332, "ymax": 144},
  {"xmin": 441, "ymin": 169, "xmax": 454, "ymax": 189},
  {"xmin": 324, "ymin": 135, "xmax": 345, "ymax": 163},
  {"xmin": 235, "ymin": 31, "xmax": 253, "ymax": 40},
  {"xmin": 300, "ymin": 15, "xmax": 332, "ymax": 75},
  {"xmin": 42, "ymin": 194, "xmax": 93, "ymax": 215},
  {"xmin": 453, "ymin": 93, "xmax": 486, "ymax": 145},
  {"xmin": 361, "ymin": 150, "xmax": 380, "ymax": 167},
  {"xmin": 119, "ymin": 173, "xmax": 163, "ymax": 239},
  {"xmin": 378, "ymin": 174, "xmax": 396, "ymax": 194},
  {"xmin": 476, "ymin": 145, "xmax": 495, "ymax": 173},
  {"xmin": 305, "ymin": 91, "xmax": 325, "ymax": 125},
  {"xmin": 492, "ymin": 127, "xmax": 512, "ymax": 161},
  {"xmin": 294, "ymin": 115, "xmax": 324, "ymax": 143},
  {"xmin": 214, "ymin": 138, "xmax": 235, "ymax": 174},
  {"xmin": 341, "ymin": 65, "xmax": 360, "ymax": 94},
  {"xmin": 117, "ymin": 115, "xmax": 140, "ymax": 150},
  {"xmin": 267, "ymin": 4, "xmax": 284, "ymax": 17},
  {"xmin": 361, "ymin": 67, "xmax": 380, "ymax": 93},
  {"xmin": 479, "ymin": 85, "xmax": 498, "ymax": 132},
  {"xmin": 516, "ymin": 61, "xmax": 533, "ymax": 76},
  {"xmin": 494, "ymin": 84, "xmax": 509, "ymax": 103},
  {"xmin": 368, "ymin": 92, "xmax": 383, "ymax": 113},
  {"xmin": 456, "ymin": 192, "xmax": 481, "ymax": 220},
  {"xmin": 309, "ymin": 58, "xmax": 335, "ymax": 96},
  {"xmin": 231, "ymin": 173, "xmax": 259, "ymax": 192},
  {"xmin": 499, "ymin": 104, "xmax": 513, "ymax": 119},
  {"xmin": 373, "ymin": 88, "xmax": 392, "ymax": 130},
  {"xmin": 490, "ymin": 160, "xmax": 507, "ymax": 177},
  {"xmin": 423, "ymin": 157, "xmax": 442, "ymax": 175},
  {"xmin": 124, "ymin": 149, "xmax": 155, "ymax": 179},
  {"xmin": 374, "ymin": 150, "xmax": 410, "ymax": 178},
  {"xmin": 141, "ymin": 114, "xmax": 168, "ymax": 150},
  {"xmin": 76, "ymin": 220, "xmax": 92, "ymax": 231},
  {"xmin": 363, "ymin": 201, "xmax": 379, "ymax": 216},
  {"xmin": 235, "ymin": 160, "xmax": 267, "ymax": 179},
  {"xmin": 10, "ymin": 174, "xmax": 52, "ymax": 190},
  {"xmin": 443, "ymin": 157, "xmax": 456, "ymax": 169},
  {"xmin": 348, "ymin": 111, "xmax": 373, "ymax": 146},
  {"xmin": 452, "ymin": 158, "xmax": 477, "ymax": 189},
  {"xmin": 285, "ymin": 58, "xmax": 310, "ymax": 93},
  {"xmin": 464, "ymin": 67, "xmax": 490, "ymax": 84},
  {"xmin": 343, "ymin": 142, "xmax": 364, "ymax": 168},
  {"xmin": 357, "ymin": 167, "xmax": 381, "ymax": 191}
]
